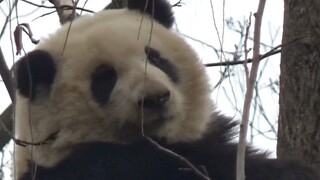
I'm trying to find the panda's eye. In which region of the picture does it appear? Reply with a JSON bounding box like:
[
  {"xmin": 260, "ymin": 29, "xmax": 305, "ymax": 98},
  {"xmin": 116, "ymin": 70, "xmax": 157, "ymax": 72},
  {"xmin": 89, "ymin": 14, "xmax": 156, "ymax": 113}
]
[
  {"xmin": 145, "ymin": 46, "xmax": 179, "ymax": 83},
  {"xmin": 91, "ymin": 65, "xmax": 117, "ymax": 106},
  {"xmin": 146, "ymin": 49, "xmax": 162, "ymax": 66}
]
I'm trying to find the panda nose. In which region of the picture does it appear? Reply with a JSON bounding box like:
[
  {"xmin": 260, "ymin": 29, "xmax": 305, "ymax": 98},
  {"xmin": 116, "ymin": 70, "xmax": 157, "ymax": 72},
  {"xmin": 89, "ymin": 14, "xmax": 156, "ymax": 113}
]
[{"xmin": 138, "ymin": 91, "xmax": 171, "ymax": 108}]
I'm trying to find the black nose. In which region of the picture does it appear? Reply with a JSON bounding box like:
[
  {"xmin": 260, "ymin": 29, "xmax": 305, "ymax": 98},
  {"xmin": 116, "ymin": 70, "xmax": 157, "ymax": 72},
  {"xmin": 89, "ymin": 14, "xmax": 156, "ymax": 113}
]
[{"xmin": 138, "ymin": 91, "xmax": 171, "ymax": 108}]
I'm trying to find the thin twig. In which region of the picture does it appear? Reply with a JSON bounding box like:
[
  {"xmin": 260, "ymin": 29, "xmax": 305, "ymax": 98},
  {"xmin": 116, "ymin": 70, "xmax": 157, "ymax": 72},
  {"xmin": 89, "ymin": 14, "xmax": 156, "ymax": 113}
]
[
  {"xmin": 172, "ymin": 0, "xmax": 183, "ymax": 7},
  {"xmin": 205, "ymin": 36, "xmax": 302, "ymax": 67},
  {"xmin": 243, "ymin": 13, "xmax": 252, "ymax": 85},
  {"xmin": 205, "ymin": 50, "xmax": 279, "ymax": 67},
  {"xmin": 144, "ymin": 137, "xmax": 211, "ymax": 180},
  {"xmin": 0, "ymin": 0, "xmax": 18, "ymax": 41},
  {"xmin": 210, "ymin": 0, "xmax": 226, "ymax": 62},
  {"xmin": 21, "ymin": 0, "xmax": 94, "ymax": 13}
]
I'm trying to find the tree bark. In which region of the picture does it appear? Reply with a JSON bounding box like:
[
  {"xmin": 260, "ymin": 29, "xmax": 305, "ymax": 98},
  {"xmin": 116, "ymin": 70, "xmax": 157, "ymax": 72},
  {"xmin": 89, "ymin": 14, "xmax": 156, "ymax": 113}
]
[{"xmin": 278, "ymin": 0, "xmax": 320, "ymax": 176}]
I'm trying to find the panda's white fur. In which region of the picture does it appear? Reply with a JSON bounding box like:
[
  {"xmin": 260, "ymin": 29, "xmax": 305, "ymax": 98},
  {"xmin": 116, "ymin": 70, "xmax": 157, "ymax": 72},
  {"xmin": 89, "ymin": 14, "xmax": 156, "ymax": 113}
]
[
  {"xmin": 15, "ymin": 7, "xmax": 213, "ymax": 176},
  {"xmin": 15, "ymin": 1, "xmax": 320, "ymax": 180}
]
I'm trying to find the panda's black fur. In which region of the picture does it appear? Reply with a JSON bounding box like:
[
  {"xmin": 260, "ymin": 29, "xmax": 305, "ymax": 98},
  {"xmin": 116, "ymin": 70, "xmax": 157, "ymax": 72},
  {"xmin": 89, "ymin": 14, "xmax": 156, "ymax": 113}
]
[{"xmin": 14, "ymin": 0, "xmax": 319, "ymax": 179}]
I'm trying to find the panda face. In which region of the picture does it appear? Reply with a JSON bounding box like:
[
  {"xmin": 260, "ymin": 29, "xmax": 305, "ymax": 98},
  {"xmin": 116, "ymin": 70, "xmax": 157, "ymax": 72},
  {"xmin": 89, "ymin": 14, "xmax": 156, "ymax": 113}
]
[{"xmin": 15, "ymin": 7, "xmax": 212, "ymax": 167}]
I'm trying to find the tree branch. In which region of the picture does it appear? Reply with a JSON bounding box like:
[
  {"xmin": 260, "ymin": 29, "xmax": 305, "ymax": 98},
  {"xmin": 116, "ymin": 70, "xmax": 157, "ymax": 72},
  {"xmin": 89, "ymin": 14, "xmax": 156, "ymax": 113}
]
[
  {"xmin": 236, "ymin": 0, "xmax": 266, "ymax": 180},
  {"xmin": 21, "ymin": 0, "xmax": 94, "ymax": 14},
  {"xmin": 0, "ymin": 47, "xmax": 14, "ymax": 101},
  {"xmin": 48, "ymin": 0, "xmax": 78, "ymax": 24},
  {"xmin": 205, "ymin": 50, "xmax": 279, "ymax": 67},
  {"xmin": 205, "ymin": 37, "xmax": 302, "ymax": 67}
]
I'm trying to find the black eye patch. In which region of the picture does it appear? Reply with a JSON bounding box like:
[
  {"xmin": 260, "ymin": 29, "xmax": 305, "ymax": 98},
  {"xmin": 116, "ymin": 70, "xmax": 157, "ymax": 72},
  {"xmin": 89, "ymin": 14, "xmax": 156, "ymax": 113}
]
[
  {"xmin": 144, "ymin": 46, "xmax": 179, "ymax": 83},
  {"xmin": 91, "ymin": 65, "xmax": 117, "ymax": 106}
]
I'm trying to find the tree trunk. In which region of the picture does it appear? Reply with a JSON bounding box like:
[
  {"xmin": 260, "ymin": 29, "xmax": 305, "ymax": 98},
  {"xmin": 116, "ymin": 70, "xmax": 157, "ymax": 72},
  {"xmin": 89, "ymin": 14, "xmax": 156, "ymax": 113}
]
[{"xmin": 278, "ymin": 0, "xmax": 320, "ymax": 176}]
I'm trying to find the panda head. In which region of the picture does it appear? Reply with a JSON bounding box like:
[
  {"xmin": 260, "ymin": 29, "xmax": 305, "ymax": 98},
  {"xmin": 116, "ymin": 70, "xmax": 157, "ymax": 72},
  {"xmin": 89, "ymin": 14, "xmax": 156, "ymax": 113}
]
[{"xmin": 14, "ymin": 0, "xmax": 213, "ymax": 168}]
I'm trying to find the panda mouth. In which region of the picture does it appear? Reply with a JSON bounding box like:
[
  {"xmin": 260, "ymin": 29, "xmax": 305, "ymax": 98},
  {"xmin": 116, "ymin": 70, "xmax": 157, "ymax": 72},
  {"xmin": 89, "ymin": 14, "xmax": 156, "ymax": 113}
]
[
  {"xmin": 141, "ymin": 111, "xmax": 173, "ymax": 123},
  {"xmin": 142, "ymin": 114, "xmax": 174, "ymax": 133},
  {"xmin": 116, "ymin": 114, "xmax": 174, "ymax": 143}
]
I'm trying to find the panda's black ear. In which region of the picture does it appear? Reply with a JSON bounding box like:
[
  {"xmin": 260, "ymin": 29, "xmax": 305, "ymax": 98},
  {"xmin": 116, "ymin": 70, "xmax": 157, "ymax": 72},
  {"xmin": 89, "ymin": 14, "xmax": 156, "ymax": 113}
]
[
  {"xmin": 127, "ymin": 0, "xmax": 174, "ymax": 28},
  {"xmin": 15, "ymin": 50, "xmax": 56, "ymax": 100}
]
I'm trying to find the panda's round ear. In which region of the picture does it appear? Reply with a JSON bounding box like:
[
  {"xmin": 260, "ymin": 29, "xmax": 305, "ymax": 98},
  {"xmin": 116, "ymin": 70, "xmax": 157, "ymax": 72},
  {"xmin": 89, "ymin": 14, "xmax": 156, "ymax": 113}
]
[
  {"xmin": 15, "ymin": 50, "xmax": 56, "ymax": 100},
  {"xmin": 127, "ymin": 0, "xmax": 174, "ymax": 28}
]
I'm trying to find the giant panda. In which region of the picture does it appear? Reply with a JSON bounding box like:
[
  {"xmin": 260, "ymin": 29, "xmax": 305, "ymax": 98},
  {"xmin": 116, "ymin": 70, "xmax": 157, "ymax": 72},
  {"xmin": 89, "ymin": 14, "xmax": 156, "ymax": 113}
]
[{"xmin": 13, "ymin": 0, "xmax": 319, "ymax": 179}]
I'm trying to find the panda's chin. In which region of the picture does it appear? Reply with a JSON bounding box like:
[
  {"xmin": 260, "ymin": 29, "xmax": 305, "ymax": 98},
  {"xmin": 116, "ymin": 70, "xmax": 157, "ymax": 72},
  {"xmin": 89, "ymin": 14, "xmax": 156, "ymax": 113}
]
[
  {"xmin": 143, "ymin": 115, "xmax": 174, "ymax": 133},
  {"xmin": 116, "ymin": 114, "xmax": 175, "ymax": 143}
]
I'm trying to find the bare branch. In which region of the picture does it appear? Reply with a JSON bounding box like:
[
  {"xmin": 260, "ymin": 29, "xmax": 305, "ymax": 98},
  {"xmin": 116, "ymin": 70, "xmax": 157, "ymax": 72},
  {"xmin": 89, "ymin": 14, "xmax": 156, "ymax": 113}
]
[
  {"xmin": 205, "ymin": 37, "xmax": 302, "ymax": 67},
  {"xmin": 0, "ymin": 47, "xmax": 14, "ymax": 101},
  {"xmin": 172, "ymin": 0, "xmax": 183, "ymax": 7},
  {"xmin": 210, "ymin": 0, "xmax": 226, "ymax": 62},
  {"xmin": 48, "ymin": 0, "xmax": 78, "ymax": 24},
  {"xmin": 21, "ymin": 0, "xmax": 94, "ymax": 13},
  {"xmin": 205, "ymin": 50, "xmax": 280, "ymax": 67},
  {"xmin": 0, "ymin": 0, "xmax": 18, "ymax": 40},
  {"xmin": 243, "ymin": 13, "xmax": 252, "ymax": 84},
  {"xmin": 236, "ymin": 0, "xmax": 266, "ymax": 180}
]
